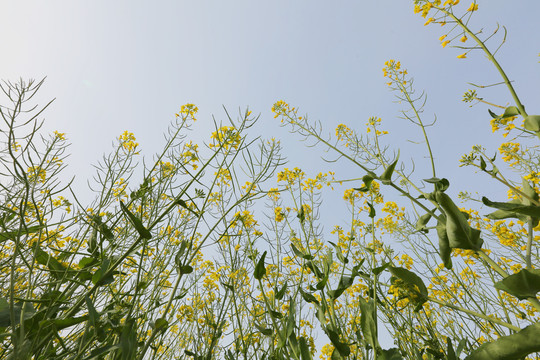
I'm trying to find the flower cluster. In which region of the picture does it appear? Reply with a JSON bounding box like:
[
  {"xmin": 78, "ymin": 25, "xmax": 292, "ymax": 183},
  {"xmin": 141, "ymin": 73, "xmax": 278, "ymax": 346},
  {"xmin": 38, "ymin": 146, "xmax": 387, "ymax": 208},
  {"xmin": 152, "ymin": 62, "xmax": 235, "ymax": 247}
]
[{"xmin": 118, "ymin": 130, "xmax": 139, "ymax": 152}]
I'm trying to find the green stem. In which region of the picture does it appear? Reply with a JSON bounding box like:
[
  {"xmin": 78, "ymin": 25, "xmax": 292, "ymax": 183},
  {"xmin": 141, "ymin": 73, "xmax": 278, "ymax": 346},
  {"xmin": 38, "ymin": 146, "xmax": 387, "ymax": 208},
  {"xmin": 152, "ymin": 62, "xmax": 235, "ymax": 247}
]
[{"xmin": 444, "ymin": 11, "xmax": 527, "ymax": 117}]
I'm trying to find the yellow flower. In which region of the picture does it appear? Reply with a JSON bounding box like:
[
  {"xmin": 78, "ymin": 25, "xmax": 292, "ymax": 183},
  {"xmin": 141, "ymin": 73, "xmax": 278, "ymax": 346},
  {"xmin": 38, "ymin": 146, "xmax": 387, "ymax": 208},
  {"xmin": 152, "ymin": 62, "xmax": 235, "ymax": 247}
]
[
  {"xmin": 274, "ymin": 207, "xmax": 285, "ymax": 222},
  {"xmin": 467, "ymin": 2, "xmax": 479, "ymax": 11},
  {"xmin": 460, "ymin": 35, "xmax": 468, "ymax": 42},
  {"xmin": 457, "ymin": 53, "xmax": 467, "ymax": 59},
  {"xmin": 54, "ymin": 131, "xmax": 66, "ymax": 140},
  {"xmin": 441, "ymin": 40, "xmax": 451, "ymax": 48}
]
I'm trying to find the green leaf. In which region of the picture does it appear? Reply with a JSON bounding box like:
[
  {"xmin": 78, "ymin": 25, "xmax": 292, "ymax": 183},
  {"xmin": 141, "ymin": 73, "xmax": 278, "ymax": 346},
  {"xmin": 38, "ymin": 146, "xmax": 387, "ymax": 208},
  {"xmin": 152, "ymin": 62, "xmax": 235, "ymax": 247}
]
[
  {"xmin": 479, "ymin": 156, "xmax": 486, "ymax": 171},
  {"xmin": 40, "ymin": 316, "xmax": 88, "ymax": 331},
  {"xmin": 299, "ymin": 336, "xmax": 313, "ymax": 360},
  {"xmin": 329, "ymin": 242, "xmax": 348, "ymax": 264},
  {"xmin": 367, "ymin": 201, "xmax": 376, "ymax": 218},
  {"xmin": 489, "ymin": 106, "xmax": 520, "ymax": 121},
  {"xmin": 379, "ymin": 348, "xmax": 404, "ymax": 360},
  {"xmin": 436, "ymin": 218, "xmax": 452, "ymax": 269},
  {"xmin": 291, "ymin": 243, "xmax": 314, "ymax": 260},
  {"xmin": 254, "ymin": 324, "xmax": 272, "ymax": 336},
  {"xmin": 380, "ymin": 154, "xmax": 399, "ymax": 185},
  {"xmin": 358, "ymin": 297, "xmax": 380, "ymax": 351},
  {"xmin": 79, "ymin": 256, "xmax": 99, "ymax": 269},
  {"xmin": 154, "ymin": 317, "xmax": 169, "ymax": 331},
  {"xmin": 119, "ymin": 318, "xmax": 138, "ymax": 360},
  {"xmin": 34, "ymin": 246, "xmax": 71, "ymax": 277},
  {"xmin": 372, "ymin": 262, "xmax": 390, "ymax": 276},
  {"xmin": 275, "ymin": 282, "xmax": 288, "ymax": 301},
  {"xmin": 484, "ymin": 199, "xmax": 528, "ymax": 222},
  {"xmin": 299, "ymin": 288, "xmax": 320, "ymax": 305},
  {"xmin": 423, "ymin": 177, "xmax": 449, "ymax": 192},
  {"xmin": 254, "ymin": 251, "xmax": 267, "ymax": 280},
  {"xmin": 175, "ymin": 198, "xmax": 200, "ymax": 217},
  {"xmin": 415, "ymin": 213, "xmax": 432, "ymax": 232},
  {"xmin": 488, "ymin": 109, "xmax": 499, "ymax": 119},
  {"xmin": 326, "ymin": 328, "xmax": 350, "ymax": 357},
  {"xmin": 502, "ymin": 106, "xmax": 520, "ymax": 118},
  {"xmin": 447, "ymin": 338, "xmax": 457, "ymax": 360},
  {"xmin": 119, "ymin": 201, "xmax": 152, "ymax": 239},
  {"xmin": 297, "ymin": 205, "xmax": 306, "ymax": 223},
  {"xmin": 482, "ymin": 196, "xmax": 540, "ymax": 218},
  {"xmin": 0, "ymin": 225, "xmax": 45, "ymax": 243},
  {"xmin": 354, "ymin": 174, "xmax": 375, "ymax": 192},
  {"xmin": 85, "ymin": 295, "xmax": 99, "ymax": 329},
  {"xmin": 328, "ymin": 274, "xmax": 356, "ymax": 300},
  {"xmin": 465, "ymin": 323, "xmax": 540, "ymax": 360},
  {"xmin": 389, "ymin": 266, "xmax": 428, "ymax": 307},
  {"xmin": 494, "ymin": 268, "xmax": 540, "ymax": 300},
  {"xmin": 524, "ymin": 115, "xmax": 540, "ymax": 132},
  {"xmin": 179, "ymin": 265, "xmax": 193, "ymax": 275},
  {"xmin": 437, "ymin": 192, "xmax": 483, "ymax": 250},
  {"xmin": 92, "ymin": 258, "xmax": 114, "ymax": 286}
]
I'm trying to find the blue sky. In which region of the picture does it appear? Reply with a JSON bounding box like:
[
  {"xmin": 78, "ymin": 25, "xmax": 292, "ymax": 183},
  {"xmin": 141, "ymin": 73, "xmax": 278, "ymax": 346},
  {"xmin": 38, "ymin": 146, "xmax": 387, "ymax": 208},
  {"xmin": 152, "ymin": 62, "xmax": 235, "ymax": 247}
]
[{"xmin": 3, "ymin": 1, "xmax": 538, "ymax": 194}]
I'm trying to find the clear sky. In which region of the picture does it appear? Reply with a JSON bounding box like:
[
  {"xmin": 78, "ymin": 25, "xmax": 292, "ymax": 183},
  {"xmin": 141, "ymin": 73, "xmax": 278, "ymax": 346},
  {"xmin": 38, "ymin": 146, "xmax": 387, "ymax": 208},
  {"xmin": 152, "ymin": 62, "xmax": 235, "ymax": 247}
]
[
  {"xmin": 3, "ymin": 1, "xmax": 539, "ymax": 199},
  {"xmin": 2, "ymin": 0, "xmax": 539, "ymax": 351}
]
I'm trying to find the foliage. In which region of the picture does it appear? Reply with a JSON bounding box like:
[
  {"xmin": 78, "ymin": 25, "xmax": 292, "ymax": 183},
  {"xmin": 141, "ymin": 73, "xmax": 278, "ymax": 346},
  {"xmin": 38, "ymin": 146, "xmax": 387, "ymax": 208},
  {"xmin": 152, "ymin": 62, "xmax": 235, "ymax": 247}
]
[{"xmin": 1, "ymin": 1, "xmax": 540, "ymax": 359}]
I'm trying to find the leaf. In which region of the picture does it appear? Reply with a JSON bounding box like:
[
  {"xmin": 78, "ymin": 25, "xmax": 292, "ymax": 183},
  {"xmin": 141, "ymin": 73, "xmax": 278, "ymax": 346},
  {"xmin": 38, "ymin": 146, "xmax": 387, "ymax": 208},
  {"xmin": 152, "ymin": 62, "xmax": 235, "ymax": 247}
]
[
  {"xmin": 379, "ymin": 348, "xmax": 404, "ymax": 360},
  {"xmin": 380, "ymin": 154, "xmax": 399, "ymax": 185},
  {"xmin": 326, "ymin": 328, "xmax": 350, "ymax": 357},
  {"xmin": 254, "ymin": 251, "xmax": 267, "ymax": 280},
  {"xmin": 358, "ymin": 297, "xmax": 380, "ymax": 351},
  {"xmin": 423, "ymin": 177, "xmax": 449, "ymax": 192},
  {"xmin": 297, "ymin": 205, "xmax": 306, "ymax": 223},
  {"xmin": 40, "ymin": 316, "xmax": 88, "ymax": 331},
  {"xmin": 489, "ymin": 106, "xmax": 519, "ymax": 121},
  {"xmin": 92, "ymin": 258, "xmax": 114, "ymax": 286},
  {"xmin": 175, "ymin": 198, "xmax": 199, "ymax": 217},
  {"xmin": 435, "ymin": 218, "xmax": 452, "ymax": 269},
  {"xmin": 34, "ymin": 246, "xmax": 71, "ymax": 277},
  {"xmin": 291, "ymin": 243, "xmax": 313, "ymax": 260},
  {"xmin": 299, "ymin": 336, "xmax": 313, "ymax": 360},
  {"xmin": 484, "ymin": 199, "xmax": 528, "ymax": 222},
  {"xmin": 502, "ymin": 106, "xmax": 520, "ymax": 118},
  {"xmin": 415, "ymin": 213, "xmax": 432, "ymax": 232},
  {"xmin": 465, "ymin": 323, "xmax": 540, "ymax": 360},
  {"xmin": 479, "ymin": 156, "xmax": 486, "ymax": 171},
  {"xmin": 389, "ymin": 266, "xmax": 428, "ymax": 306},
  {"xmin": 154, "ymin": 317, "xmax": 169, "ymax": 331},
  {"xmin": 0, "ymin": 225, "xmax": 45, "ymax": 243},
  {"xmin": 494, "ymin": 268, "xmax": 540, "ymax": 300},
  {"xmin": 254, "ymin": 324, "xmax": 272, "ymax": 336},
  {"xmin": 437, "ymin": 192, "xmax": 483, "ymax": 250},
  {"xmin": 299, "ymin": 288, "xmax": 319, "ymax": 305},
  {"xmin": 275, "ymin": 282, "xmax": 287, "ymax": 301},
  {"xmin": 488, "ymin": 109, "xmax": 499, "ymax": 119},
  {"xmin": 328, "ymin": 274, "xmax": 356, "ymax": 300},
  {"xmin": 85, "ymin": 295, "xmax": 99, "ymax": 329},
  {"xmin": 119, "ymin": 318, "xmax": 138, "ymax": 360},
  {"xmin": 482, "ymin": 196, "xmax": 540, "ymax": 218},
  {"xmin": 372, "ymin": 262, "xmax": 390, "ymax": 276},
  {"xmin": 523, "ymin": 115, "xmax": 540, "ymax": 132},
  {"xmin": 447, "ymin": 338, "xmax": 457, "ymax": 360},
  {"xmin": 119, "ymin": 201, "xmax": 152, "ymax": 239},
  {"xmin": 179, "ymin": 265, "xmax": 193, "ymax": 275},
  {"xmin": 329, "ymin": 242, "xmax": 348, "ymax": 264},
  {"xmin": 354, "ymin": 174, "xmax": 375, "ymax": 192},
  {"xmin": 367, "ymin": 202, "xmax": 376, "ymax": 218}
]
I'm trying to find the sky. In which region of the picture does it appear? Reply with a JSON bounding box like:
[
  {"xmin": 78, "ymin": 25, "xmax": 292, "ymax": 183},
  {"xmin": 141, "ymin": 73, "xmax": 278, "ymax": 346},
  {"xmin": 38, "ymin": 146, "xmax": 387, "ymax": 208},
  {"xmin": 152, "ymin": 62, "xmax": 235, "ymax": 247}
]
[
  {"xmin": 2, "ymin": 0, "xmax": 540, "ymax": 352},
  {"xmin": 3, "ymin": 1, "xmax": 539, "ymax": 201}
]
